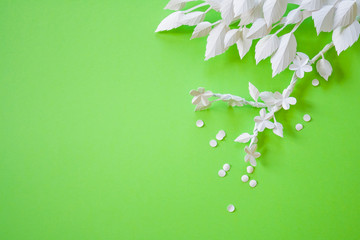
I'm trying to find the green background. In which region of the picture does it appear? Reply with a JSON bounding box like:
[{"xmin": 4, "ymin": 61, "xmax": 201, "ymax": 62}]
[{"xmin": 0, "ymin": 0, "xmax": 359, "ymax": 239}]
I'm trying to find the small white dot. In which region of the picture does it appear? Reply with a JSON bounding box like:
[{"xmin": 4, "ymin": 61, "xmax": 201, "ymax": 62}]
[
  {"xmin": 210, "ymin": 140, "xmax": 217, "ymax": 147},
  {"xmin": 223, "ymin": 163, "xmax": 230, "ymax": 171},
  {"xmin": 196, "ymin": 120, "xmax": 204, "ymax": 128},
  {"xmin": 295, "ymin": 123, "xmax": 303, "ymax": 131},
  {"xmin": 227, "ymin": 204, "xmax": 235, "ymax": 213},
  {"xmin": 247, "ymin": 166, "xmax": 254, "ymax": 174},
  {"xmin": 303, "ymin": 114, "xmax": 311, "ymax": 122},
  {"xmin": 249, "ymin": 180, "xmax": 257, "ymax": 188},
  {"xmin": 216, "ymin": 130, "xmax": 226, "ymax": 141},
  {"xmin": 218, "ymin": 169, "xmax": 226, "ymax": 177},
  {"xmin": 312, "ymin": 79, "xmax": 319, "ymax": 86},
  {"xmin": 241, "ymin": 175, "xmax": 249, "ymax": 182}
]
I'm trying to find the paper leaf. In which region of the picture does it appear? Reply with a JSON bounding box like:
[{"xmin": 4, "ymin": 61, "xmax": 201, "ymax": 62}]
[
  {"xmin": 246, "ymin": 18, "xmax": 269, "ymax": 39},
  {"xmin": 239, "ymin": 4, "xmax": 263, "ymax": 26},
  {"xmin": 255, "ymin": 34, "xmax": 280, "ymax": 64},
  {"xmin": 333, "ymin": 20, "xmax": 360, "ymax": 55},
  {"xmin": 205, "ymin": 22, "xmax": 229, "ymax": 60},
  {"xmin": 156, "ymin": 12, "xmax": 184, "ymax": 32},
  {"xmin": 205, "ymin": 0, "xmax": 222, "ymax": 11},
  {"xmin": 180, "ymin": 11, "xmax": 205, "ymax": 26},
  {"xmin": 236, "ymin": 28, "xmax": 252, "ymax": 59},
  {"xmin": 235, "ymin": 133, "xmax": 252, "ymax": 143},
  {"xmin": 249, "ymin": 82, "xmax": 260, "ymax": 101},
  {"xmin": 273, "ymin": 122, "xmax": 284, "ymax": 137},
  {"xmin": 263, "ymin": 0, "xmax": 287, "ymax": 26},
  {"xmin": 271, "ymin": 33, "xmax": 297, "ymax": 77},
  {"xmin": 191, "ymin": 22, "xmax": 212, "ymax": 39},
  {"xmin": 224, "ymin": 29, "xmax": 241, "ymax": 48},
  {"xmin": 234, "ymin": 0, "xmax": 256, "ymax": 17},
  {"xmin": 284, "ymin": 8, "xmax": 302, "ymax": 25},
  {"xmin": 164, "ymin": 0, "xmax": 193, "ymax": 10},
  {"xmin": 312, "ymin": 5, "xmax": 335, "ymax": 34},
  {"xmin": 300, "ymin": 0, "xmax": 324, "ymax": 11},
  {"xmin": 220, "ymin": 0, "xmax": 235, "ymax": 25},
  {"xmin": 316, "ymin": 59, "xmax": 333, "ymax": 81},
  {"xmin": 333, "ymin": 1, "xmax": 357, "ymax": 28}
]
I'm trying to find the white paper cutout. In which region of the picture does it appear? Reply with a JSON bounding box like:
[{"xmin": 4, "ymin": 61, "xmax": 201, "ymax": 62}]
[
  {"xmin": 224, "ymin": 29, "xmax": 241, "ymax": 48},
  {"xmin": 181, "ymin": 11, "xmax": 206, "ymax": 26},
  {"xmin": 316, "ymin": 58, "xmax": 333, "ymax": 80},
  {"xmin": 227, "ymin": 204, "xmax": 235, "ymax": 212},
  {"xmin": 333, "ymin": 20, "xmax": 360, "ymax": 55},
  {"xmin": 190, "ymin": 87, "xmax": 213, "ymax": 111},
  {"xmin": 312, "ymin": 78, "xmax": 320, "ymax": 86},
  {"xmin": 235, "ymin": 133, "xmax": 252, "ymax": 143},
  {"xmin": 300, "ymin": 0, "xmax": 324, "ymax": 11},
  {"xmin": 244, "ymin": 144, "xmax": 261, "ymax": 166},
  {"xmin": 254, "ymin": 109, "xmax": 275, "ymax": 132},
  {"xmin": 205, "ymin": 22, "xmax": 229, "ymax": 60},
  {"xmin": 241, "ymin": 175, "xmax": 249, "ymax": 182},
  {"xmin": 156, "ymin": 11, "xmax": 184, "ymax": 32},
  {"xmin": 248, "ymin": 82, "xmax": 260, "ymax": 102},
  {"xmin": 312, "ymin": 5, "xmax": 335, "ymax": 34},
  {"xmin": 249, "ymin": 179, "xmax": 257, "ymax": 187},
  {"xmin": 263, "ymin": 0, "xmax": 287, "ymax": 26},
  {"xmin": 333, "ymin": 1, "xmax": 357, "ymax": 28},
  {"xmin": 255, "ymin": 35, "xmax": 280, "ymax": 64},
  {"xmin": 191, "ymin": 22, "xmax": 213, "ymax": 39},
  {"xmin": 295, "ymin": 123, "xmax": 303, "ymax": 131},
  {"xmin": 289, "ymin": 52, "xmax": 312, "ymax": 78},
  {"xmin": 246, "ymin": 18, "xmax": 269, "ymax": 39},
  {"xmin": 247, "ymin": 166, "xmax": 254, "ymax": 174},
  {"xmin": 236, "ymin": 28, "xmax": 252, "ymax": 59},
  {"xmin": 271, "ymin": 33, "xmax": 297, "ymax": 77}
]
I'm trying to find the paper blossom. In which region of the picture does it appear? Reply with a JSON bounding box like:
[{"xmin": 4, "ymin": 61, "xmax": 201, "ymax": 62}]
[
  {"xmin": 157, "ymin": 0, "xmax": 360, "ymax": 186},
  {"xmin": 289, "ymin": 53, "xmax": 312, "ymax": 78},
  {"xmin": 244, "ymin": 144, "xmax": 261, "ymax": 167}
]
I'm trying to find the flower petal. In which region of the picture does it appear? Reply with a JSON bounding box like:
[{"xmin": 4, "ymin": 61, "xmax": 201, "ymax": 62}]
[
  {"xmin": 282, "ymin": 101, "xmax": 290, "ymax": 110},
  {"xmin": 244, "ymin": 154, "xmax": 250, "ymax": 162},
  {"xmin": 264, "ymin": 121, "xmax": 275, "ymax": 129},
  {"xmin": 250, "ymin": 157, "xmax": 257, "ymax": 167},
  {"xmin": 296, "ymin": 69, "xmax": 304, "ymax": 78},
  {"xmin": 253, "ymin": 152, "xmax": 261, "ymax": 158},
  {"xmin": 287, "ymin": 97, "xmax": 297, "ymax": 105},
  {"xmin": 244, "ymin": 146, "xmax": 251, "ymax": 155},
  {"xmin": 192, "ymin": 96, "xmax": 201, "ymax": 105},
  {"xmin": 303, "ymin": 65, "xmax": 312, "ymax": 72}
]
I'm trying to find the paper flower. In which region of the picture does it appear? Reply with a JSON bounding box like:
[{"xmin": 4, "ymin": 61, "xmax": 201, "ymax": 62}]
[
  {"xmin": 289, "ymin": 53, "xmax": 312, "ymax": 78},
  {"xmin": 190, "ymin": 87, "xmax": 213, "ymax": 111},
  {"xmin": 254, "ymin": 109, "xmax": 274, "ymax": 132},
  {"xmin": 279, "ymin": 89, "xmax": 296, "ymax": 110},
  {"xmin": 244, "ymin": 144, "xmax": 261, "ymax": 167}
]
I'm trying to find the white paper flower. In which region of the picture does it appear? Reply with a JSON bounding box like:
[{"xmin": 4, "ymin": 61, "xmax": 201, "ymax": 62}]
[
  {"xmin": 190, "ymin": 87, "xmax": 213, "ymax": 111},
  {"xmin": 254, "ymin": 108, "xmax": 274, "ymax": 132},
  {"xmin": 289, "ymin": 52, "xmax": 312, "ymax": 78},
  {"xmin": 220, "ymin": 94, "xmax": 244, "ymax": 107},
  {"xmin": 244, "ymin": 144, "xmax": 261, "ymax": 166},
  {"xmin": 279, "ymin": 89, "xmax": 296, "ymax": 110}
]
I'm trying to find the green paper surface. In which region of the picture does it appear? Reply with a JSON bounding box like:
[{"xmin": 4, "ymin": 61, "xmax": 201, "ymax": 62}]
[{"xmin": 0, "ymin": 1, "xmax": 359, "ymax": 239}]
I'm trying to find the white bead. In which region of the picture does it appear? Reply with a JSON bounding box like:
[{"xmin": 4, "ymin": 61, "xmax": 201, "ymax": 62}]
[
  {"xmin": 216, "ymin": 130, "xmax": 226, "ymax": 141},
  {"xmin": 209, "ymin": 139, "xmax": 217, "ymax": 147},
  {"xmin": 227, "ymin": 204, "xmax": 235, "ymax": 213},
  {"xmin": 218, "ymin": 169, "xmax": 226, "ymax": 177},
  {"xmin": 295, "ymin": 123, "xmax": 303, "ymax": 131},
  {"xmin": 196, "ymin": 120, "xmax": 204, "ymax": 128},
  {"xmin": 312, "ymin": 79, "xmax": 319, "ymax": 86},
  {"xmin": 223, "ymin": 163, "xmax": 230, "ymax": 171},
  {"xmin": 246, "ymin": 166, "xmax": 254, "ymax": 174},
  {"xmin": 303, "ymin": 114, "xmax": 311, "ymax": 122},
  {"xmin": 241, "ymin": 175, "xmax": 249, "ymax": 182},
  {"xmin": 249, "ymin": 180, "xmax": 257, "ymax": 188}
]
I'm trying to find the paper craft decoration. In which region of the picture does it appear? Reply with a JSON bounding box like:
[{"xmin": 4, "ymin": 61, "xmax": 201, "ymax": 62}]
[{"xmin": 156, "ymin": 0, "xmax": 360, "ymax": 174}]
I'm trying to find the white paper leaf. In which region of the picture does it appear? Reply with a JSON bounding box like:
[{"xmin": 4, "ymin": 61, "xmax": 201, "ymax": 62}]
[
  {"xmin": 333, "ymin": 1, "xmax": 357, "ymax": 28},
  {"xmin": 220, "ymin": 0, "xmax": 235, "ymax": 25},
  {"xmin": 180, "ymin": 11, "xmax": 206, "ymax": 26},
  {"xmin": 312, "ymin": 5, "xmax": 335, "ymax": 34},
  {"xmin": 164, "ymin": 0, "xmax": 192, "ymax": 10},
  {"xmin": 333, "ymin": 20, "xmax": 360, "ymax": 55},
  {"xmin": 300, "ymin": 0, "xmax": 324, "ymax": 11},
  {"xmin": 249, "ymin": 82, "xmax": 260, "ymax": 101},
  {"xmin": 263, "ymin": 0, "xmax": 287, "ymax": 26},
  {"xmin": 205, "ymin": 22, "xmax": 229, "ymax": 60},
  {"xmin": 316, "ymin": 58, "xmax": 333, "ymax": 80},
  {"xmin": 273, "ymin": 122, "xmax": 284, "ymax": 137},
  {"xmin": 271, "ymin": 33, "xmax": 297, "ymax": 77},
  {"xmin": 224, "ymin": 29, "xmax": 241, "ymax": 48},
  {"xmin": 239, "ymin": 3, "xmax": 264, "ymax": 26},
  {"xmin": 255, "ymin": 34, "xmax": 280, "ymax": 64},
  {"xmin": 156, "ymin": 12, "xmax": 184, "ymax": 32},
  {"xmin": 235, "ymin": 133, "xmax": 252, "ymax": 143},
  {"xmin": 205, "ymin": 0, "xmax": 222, "ymax": 11},
  {"xmin": 236, "ymin": 28, "xmax": 252, "ymax": 59},
  {"xmin": 246, "ymin": 18, "xmax": 269, "ymax": 39},
  {"xmin": 234, "ymin": 0, "xmax": 257, "ymax": 17},
  {"xmin": 284, "ymin": 8, "xmax": 302, "ymax": 25},
  {"xmin": 191, "ymin": 22, "xmax": 212, "ymax": 39}
]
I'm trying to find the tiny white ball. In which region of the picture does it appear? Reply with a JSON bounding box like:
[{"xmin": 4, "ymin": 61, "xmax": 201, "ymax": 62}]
[
  {"xmin": 241, "ymin": 175, "xmax": 249, "ymax": 182},
  {"xmin": 303, "ymin": 114, "xmax": 311, "ymax": 122},
  {"xmin": 295, "ymin": 123, "xmax": 303, "ymax": 131},
  {"xmin": 246, "ymin": 166, "xmax": 254, "ymax": 174},
  {"xmin": 218, "ymin": 169, "xmax": 226, "ymax": 177},
  {"xmin": 196, "ymin": 120, "xmax": 204, "ymax": 128},
  {"xmin": 312, "ymin": 79, "xmax": 319, "ymax": 86},
  {"xmin": 209, "ymin": 139, "xmax": 217, "ymax": 147},
  {"xmin": 249, "ymin": 180, "xmax": 257, "ymax": 188},
  {"xmin": 223, "ymin": 163, "xmax": 230, "ymax": 171},
  {"xmin": 227, "ymin": 204, "xmax": 235, "ymax": 213},
  {"xmin": 216, "ymin": 130, "xmax": 226, "ymax": 140}
]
